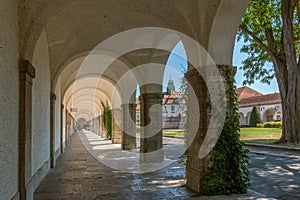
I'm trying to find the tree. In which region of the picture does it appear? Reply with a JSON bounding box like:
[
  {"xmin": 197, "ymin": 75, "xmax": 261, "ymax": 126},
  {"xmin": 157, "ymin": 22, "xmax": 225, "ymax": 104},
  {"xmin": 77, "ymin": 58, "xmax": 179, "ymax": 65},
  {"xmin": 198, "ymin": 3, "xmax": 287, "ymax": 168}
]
[
  {"xmin": 238, "ymin": 0, "xmax": 300, "ymax": 143},
  {"xmin": 249, "ymin": 106, "xmax": 260, "ymax": 127}
]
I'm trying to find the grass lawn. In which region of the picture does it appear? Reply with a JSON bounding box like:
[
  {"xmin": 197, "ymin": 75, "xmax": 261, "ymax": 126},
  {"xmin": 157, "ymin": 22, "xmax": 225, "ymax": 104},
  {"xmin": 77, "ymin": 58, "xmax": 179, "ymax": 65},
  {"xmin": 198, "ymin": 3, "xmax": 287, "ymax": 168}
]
[
  {"xmin": 163, "ymin": 129, "xmax": 185, "ymax": 137},
  {"xmin": 240, "ymin": 128, "xmax": 282, "ymax": 144}
]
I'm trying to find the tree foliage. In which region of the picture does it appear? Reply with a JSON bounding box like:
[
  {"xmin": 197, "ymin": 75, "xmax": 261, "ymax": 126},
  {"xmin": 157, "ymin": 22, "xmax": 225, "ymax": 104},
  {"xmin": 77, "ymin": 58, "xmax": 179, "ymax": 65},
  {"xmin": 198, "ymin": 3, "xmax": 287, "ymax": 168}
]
[
  {"xmin": 238, "ymin": 0, "xmax": 300, "ymax": 86},
  {"xmin": 249, "ymin": 106, "xmax": 260, "ymax": 127},
  {"xmin": 237, "ymin": 0, "xmax": 300, "ymax": 143}
]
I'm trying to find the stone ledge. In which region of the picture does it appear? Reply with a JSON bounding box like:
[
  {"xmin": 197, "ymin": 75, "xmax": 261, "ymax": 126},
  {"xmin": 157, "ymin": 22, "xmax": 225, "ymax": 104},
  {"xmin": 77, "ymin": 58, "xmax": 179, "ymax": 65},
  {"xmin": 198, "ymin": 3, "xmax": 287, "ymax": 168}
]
[{"xmin": 245, "ymin": 142, "xmax": 300, "ymax": 151}]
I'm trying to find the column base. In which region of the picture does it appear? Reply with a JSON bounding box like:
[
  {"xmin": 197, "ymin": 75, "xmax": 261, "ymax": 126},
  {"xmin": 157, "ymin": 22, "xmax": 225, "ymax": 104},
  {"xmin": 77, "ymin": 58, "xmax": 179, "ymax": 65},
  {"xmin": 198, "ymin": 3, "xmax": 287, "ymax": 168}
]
[
  {"xmin": 186, "ymin": 168, "xmax": 206, "ymax": 192},
  {"xmin": 122, "ymin": 142, "xmax": 136, "ymax": 150},
  {"xmin": 140, "ymin": 149, "xmax": 164, "ymax": 162},
  {"xmin": 112, "ymin": 137, "xmax": 122, "ymax": 144}
]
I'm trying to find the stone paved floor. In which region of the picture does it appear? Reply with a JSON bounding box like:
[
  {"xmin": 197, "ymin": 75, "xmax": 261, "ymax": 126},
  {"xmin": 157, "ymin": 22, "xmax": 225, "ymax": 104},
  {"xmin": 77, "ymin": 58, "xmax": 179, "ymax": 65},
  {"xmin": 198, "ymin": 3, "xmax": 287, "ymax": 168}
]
[{"xmin": 34, "ymin": 131, "xmax": 276, "ymax": 200}]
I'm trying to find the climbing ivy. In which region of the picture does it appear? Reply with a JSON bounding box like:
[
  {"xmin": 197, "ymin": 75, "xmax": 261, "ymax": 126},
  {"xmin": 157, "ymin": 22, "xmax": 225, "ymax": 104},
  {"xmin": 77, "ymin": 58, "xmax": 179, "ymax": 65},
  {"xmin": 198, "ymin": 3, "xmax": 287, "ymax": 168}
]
[
  {"xmin": 199, "ymin": 66, "xmax": 250, "ymax": 195},
  {"xmin": 101, "ymin": 101, "xmax": 112, "ymax": 140}
]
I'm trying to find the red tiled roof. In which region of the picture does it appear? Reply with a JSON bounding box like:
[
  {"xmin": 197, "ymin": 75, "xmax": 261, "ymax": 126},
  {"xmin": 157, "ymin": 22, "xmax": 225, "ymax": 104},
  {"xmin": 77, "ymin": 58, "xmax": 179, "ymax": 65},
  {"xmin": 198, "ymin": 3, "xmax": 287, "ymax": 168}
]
[
  {"xmin": 236, "ymin": 86, "xmax": 263, "ymax": 101},
  {"xmin": 239, "ymin": 93, "xmax": 281, "ymax": 107},
  {"xmin": 163, "ymin": 91, "xmax": 185, "ymax": 105}
]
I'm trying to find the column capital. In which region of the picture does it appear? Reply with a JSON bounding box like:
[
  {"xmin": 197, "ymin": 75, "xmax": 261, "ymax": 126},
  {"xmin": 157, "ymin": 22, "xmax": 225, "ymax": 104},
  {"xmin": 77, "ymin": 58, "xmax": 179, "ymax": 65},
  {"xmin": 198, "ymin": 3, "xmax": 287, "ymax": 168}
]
[
  {"xmin": 19, "ymin": 59, "xmax": 35, "ymax": 78},
  {"xmin": 216, "ymin": 65, "xmax": 237, "ymax": 76},
  {"xmin": 185, "ymin": 68, "xmax": 200, "ymax": 81},
  {"xmin": 139, "ymin": 93, "xmax": 163, "ymax": 101}
]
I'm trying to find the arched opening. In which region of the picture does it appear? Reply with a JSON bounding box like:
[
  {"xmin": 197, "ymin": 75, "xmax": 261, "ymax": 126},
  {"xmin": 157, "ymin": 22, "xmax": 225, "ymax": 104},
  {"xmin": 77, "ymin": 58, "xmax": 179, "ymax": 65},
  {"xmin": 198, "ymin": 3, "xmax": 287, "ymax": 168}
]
[
  {"xmin": 0, "ymin": 1, "xmax": 254, "ymax": 199},
  {"xmin": 263, "ymin": 108, "xmax": 277, "ymax": 123},
  {"xmin": 239, "ymin": 112, "xmax": 246, "ymax": 126},
  {"xmin": 246, "ymin": 111, "xmax": 251, "ymax": 125}
]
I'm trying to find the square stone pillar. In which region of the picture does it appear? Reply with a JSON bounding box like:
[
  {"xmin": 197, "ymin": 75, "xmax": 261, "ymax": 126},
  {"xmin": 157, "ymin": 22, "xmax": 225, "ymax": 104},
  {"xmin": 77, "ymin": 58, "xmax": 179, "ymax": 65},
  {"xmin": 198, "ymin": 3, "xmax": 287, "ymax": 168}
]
[
  {"xmin": 99, "ymin": 115, "xmax": 104, "ymax": 137},
  {"xmin": 60, "ymin": 104, "xmax": 64, "ymax": 154},
  {"xmin": 185, "ymin": 68, "xmax": 209, "ymax": 192},
  {"xmin": 65, "ymin": 109, "xmax": 69, "ymax": 146},
  {"xmin": 185, "ymin": 66, "xmax": 235, "ymax": 192},
  {"xmin": 112, "ymin": 109, "xmax": 122, "ymax": 144},
  {"xmin": 50, "ymin": 92, "xmax": 56, "ymax": 168},
  {"xmin": 121, "ymin": 103, "xmax": 137, "ymax": 150},
  {"xmin": 18, "ymin": 59, "xmax": 35, "ymax": 200},
  {"xmin": 139, "ymin": 93, "xmax": 163, "ymax": 162}
]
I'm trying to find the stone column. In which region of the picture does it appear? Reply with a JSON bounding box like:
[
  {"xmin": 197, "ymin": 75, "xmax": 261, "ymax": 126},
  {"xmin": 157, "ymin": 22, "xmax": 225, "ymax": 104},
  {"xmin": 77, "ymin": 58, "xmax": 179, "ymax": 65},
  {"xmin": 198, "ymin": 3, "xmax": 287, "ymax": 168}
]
[
  {"xmin": 185, "ymin": 66, "xmax": 235, "ymax": 192},
  {"xmin": 18, "ymin": 59, "xmax": 35, "ymax": 200},
  {"xmin": 99, "ymin": 115, "xmax": 103, "ymax": 137},
  {"xmin": 185, "ymin": 68, "xmax": 209, "ymax": 192},
  {"xmin": 50, "ymin": 92, "xmax": 56, "ymax": 168},
  {"xmin": 60, "ymin": 104, "xmax": 64, "ymax": 154},
  {"xmin": 65, "ymin": 109, "xmax": 68, "ymax": 146},
  {"xmin": 112, "ymin": 109, "xmax": 122, "ymax": 144},
  {"xmin": 121, "ymin": 103, "xmax": 137, "ymax": 150},
  {"xmin": 139, "ymin": 93, "xmax": 163, "ymax": 162},
  {"xmin": 100, "ymin": 114, "xmax": 106, "ymax": 137}
]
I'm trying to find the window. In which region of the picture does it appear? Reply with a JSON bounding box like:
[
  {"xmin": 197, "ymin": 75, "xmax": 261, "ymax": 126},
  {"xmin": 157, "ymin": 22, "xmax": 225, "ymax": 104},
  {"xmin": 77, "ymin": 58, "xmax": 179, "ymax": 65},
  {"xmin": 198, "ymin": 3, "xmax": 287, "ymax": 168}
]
[{"xmin": 171, "ymin": 106, "xmax": 175, "ymax": 113}]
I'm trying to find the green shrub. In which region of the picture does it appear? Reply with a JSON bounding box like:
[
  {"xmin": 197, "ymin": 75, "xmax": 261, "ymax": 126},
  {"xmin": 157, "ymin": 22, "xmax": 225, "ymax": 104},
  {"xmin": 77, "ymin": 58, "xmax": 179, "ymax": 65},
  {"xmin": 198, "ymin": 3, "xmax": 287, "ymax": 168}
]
[
  {"xmin": 272, "ymin": 122, "xmax": 282, "ymax": 128},
  {"xmin": 249, "ymin": 106, "xmax": 261, "ymax": 127},
  {"xmin": 263, "ymin": 122, "xmax": 273, "ymax": 128},
  {"xmin": 101, "ymin": 101, "xmax": 112, "ymax": 140},
  {"xmin": 263, "ymin": 121, "xmax": 282, "ymax": 128},
  {"xmin": 256, "ymin": 123, "xmax": 263, "ymax": 128}
]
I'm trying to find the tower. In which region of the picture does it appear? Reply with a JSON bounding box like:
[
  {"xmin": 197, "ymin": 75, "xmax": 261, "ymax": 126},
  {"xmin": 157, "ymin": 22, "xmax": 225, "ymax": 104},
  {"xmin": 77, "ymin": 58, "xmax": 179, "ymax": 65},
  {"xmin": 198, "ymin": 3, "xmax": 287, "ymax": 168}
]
[{"xmin": 166, "ymin": 76, "xmax": 175, "ymax": 94}]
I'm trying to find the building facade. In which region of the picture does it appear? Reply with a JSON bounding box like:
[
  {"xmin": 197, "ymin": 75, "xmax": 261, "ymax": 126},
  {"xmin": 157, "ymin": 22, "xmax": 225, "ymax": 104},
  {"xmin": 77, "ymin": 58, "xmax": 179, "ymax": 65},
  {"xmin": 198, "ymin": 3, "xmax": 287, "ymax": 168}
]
[{"xmin": 237, "ymin": 87, "xmax": 282, "ymax": 126}]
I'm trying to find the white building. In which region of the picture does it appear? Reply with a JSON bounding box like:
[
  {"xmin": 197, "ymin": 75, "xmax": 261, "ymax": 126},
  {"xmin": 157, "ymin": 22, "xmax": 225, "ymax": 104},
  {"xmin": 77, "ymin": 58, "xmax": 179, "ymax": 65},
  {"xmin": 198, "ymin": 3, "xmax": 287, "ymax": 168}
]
[
  {"xmin": 136, "ymin": 78, "xmax": 187, "ymax": 129},
  {"xmin": 237, "ymin": 86, "xmax": 282, "ymax": 126}
]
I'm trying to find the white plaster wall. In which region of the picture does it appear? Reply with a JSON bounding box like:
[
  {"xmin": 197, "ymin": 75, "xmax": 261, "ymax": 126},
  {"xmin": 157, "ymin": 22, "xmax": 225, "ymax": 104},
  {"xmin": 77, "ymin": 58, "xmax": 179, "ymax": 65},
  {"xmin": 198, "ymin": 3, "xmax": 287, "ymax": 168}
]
[
  {"xmin": 55, "ymin": 78, "xmax": 62, "ymax": 152},
  {"xmin": 260, "ymin": 104, "xmax": 282, "ymax": 122},
  {"xmin": 238, "ymin": 107, "xmax": 252, "ymax": 117},
  {"xmin": 0, "ymin": 0, "xmax": 19, "ymax": 198},
  {"xmin": 164, "ymin": 105, "xmax": 186, "ymax": 117},
  {"xmin": 32, "ymin": 31, "xmax": 51, "ymax": 175}
]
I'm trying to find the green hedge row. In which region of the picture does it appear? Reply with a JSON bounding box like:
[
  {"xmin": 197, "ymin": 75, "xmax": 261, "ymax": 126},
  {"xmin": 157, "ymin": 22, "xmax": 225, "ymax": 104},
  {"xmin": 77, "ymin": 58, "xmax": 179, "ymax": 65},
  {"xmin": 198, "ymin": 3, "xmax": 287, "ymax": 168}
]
[{"xmin": 256, "ymin": 121, "xmax": 282, "ymax": 128}]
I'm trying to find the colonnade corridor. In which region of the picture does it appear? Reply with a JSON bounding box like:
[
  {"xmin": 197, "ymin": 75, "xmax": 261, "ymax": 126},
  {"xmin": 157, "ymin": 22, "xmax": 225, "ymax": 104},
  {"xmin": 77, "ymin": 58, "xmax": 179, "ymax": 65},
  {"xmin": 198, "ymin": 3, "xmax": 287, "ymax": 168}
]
[
  {"xmin": 0, "ymin": 1, "xmax": 253, "ymax": 199},
  {"xmin": 34, "ymin": 131, "xmax": 191, "ymax": 199}
]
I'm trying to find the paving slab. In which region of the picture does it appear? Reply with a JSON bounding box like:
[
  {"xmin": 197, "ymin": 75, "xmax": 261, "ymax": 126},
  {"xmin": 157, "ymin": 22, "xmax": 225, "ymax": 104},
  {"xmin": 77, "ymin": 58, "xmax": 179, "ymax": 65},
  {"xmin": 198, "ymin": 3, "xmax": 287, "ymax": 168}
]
[{"xmin": 35, "ymin": 131, "xmax": 287, "ymax": 199}]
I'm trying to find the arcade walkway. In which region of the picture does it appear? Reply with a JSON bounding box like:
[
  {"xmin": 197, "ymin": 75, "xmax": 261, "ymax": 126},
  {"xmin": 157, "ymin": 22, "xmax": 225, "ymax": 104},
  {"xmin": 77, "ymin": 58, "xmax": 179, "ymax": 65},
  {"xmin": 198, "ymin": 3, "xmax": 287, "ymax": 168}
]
[
  {"xmin": 34, "ymin": 132, "xmax": 192, "ymax": 199},
  {"xmin": 34, "ymin": 131, "xmax": 270, "ymax": 200}
]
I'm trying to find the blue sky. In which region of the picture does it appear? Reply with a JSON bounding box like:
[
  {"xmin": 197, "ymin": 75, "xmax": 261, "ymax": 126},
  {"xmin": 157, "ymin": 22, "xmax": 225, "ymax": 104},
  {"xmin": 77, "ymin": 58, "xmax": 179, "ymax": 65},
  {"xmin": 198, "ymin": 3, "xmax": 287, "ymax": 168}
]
[
  {"xmin": 233, "ymin": 39, "xmax": 279, "ymax": 94},
  {"xmin": 162, "ymin": 40, "xmax": 280, "ymax": 95}
]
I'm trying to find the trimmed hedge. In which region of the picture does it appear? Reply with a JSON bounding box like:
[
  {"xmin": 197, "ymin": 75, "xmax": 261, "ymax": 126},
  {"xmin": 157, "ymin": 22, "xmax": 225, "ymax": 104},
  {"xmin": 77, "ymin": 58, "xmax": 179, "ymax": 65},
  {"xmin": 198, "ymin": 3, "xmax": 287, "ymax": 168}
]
[
  {"xmin": 256, "ymin": 123, "xmax": 263, "ymax": 128},
  {"xmin": 256, "ymin": 122, "xmax": 282, "ymax": 128}
]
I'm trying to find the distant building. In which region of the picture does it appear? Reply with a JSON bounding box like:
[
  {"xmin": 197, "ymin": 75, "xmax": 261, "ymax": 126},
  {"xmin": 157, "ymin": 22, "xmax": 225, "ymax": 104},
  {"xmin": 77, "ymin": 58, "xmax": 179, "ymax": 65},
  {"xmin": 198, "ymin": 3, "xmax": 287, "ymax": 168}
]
[
  {"xmin": 237, "ymin": 86, "xmax": 282, "ymax": 126},
  {"xmin": 162, "ymin": 77, "xmax": 186, "ymax": 129},
  {"xmin": 136, "ymin": 77, "xmax": 187, "ymax": 129}
]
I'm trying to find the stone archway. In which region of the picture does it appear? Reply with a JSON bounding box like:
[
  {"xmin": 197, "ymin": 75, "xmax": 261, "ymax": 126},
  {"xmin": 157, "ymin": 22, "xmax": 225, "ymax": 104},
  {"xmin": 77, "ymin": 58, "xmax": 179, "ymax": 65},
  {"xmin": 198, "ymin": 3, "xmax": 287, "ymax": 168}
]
[
  {"xmin": 263, "ymin": 108, "xmax": 277, "ymax": 123},
  {"xmin": 0, "ymin": 0, "xmax": 254, "ymax": 199}
]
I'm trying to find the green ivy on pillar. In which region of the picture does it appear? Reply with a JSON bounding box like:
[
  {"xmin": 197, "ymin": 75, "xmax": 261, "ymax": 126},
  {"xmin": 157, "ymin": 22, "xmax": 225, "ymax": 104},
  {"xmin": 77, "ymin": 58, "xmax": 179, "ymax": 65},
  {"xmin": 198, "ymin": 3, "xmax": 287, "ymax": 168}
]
[{"xmin": 199, "ymin": 66, "xmax": 250, "ymax": 195}]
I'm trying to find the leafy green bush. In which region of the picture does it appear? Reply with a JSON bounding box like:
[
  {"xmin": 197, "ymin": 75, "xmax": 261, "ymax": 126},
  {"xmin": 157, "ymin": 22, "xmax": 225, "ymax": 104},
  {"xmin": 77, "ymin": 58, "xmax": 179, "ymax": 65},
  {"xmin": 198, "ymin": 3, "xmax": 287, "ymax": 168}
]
[
  {"xmin": 263, "ymin": 122, "xmax": 273, "ymax": 128},
  {"xmin": 256, "ymin": 123, "xmax": 263, "ymax": 128},
  {"xmin": 249, "ymin": 106, "xmax": 260, "ymax": 127},
  {"xmin": 263, "ymin": 121, "xmax": 282, "ymax": 128}
]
